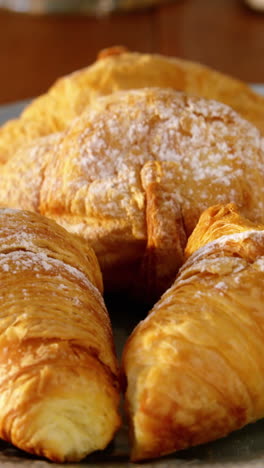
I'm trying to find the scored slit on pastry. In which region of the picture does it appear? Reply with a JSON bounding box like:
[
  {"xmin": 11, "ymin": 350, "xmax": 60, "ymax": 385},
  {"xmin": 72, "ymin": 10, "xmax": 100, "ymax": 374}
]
[
  {"xmin": 139, "ymin": 161, "xmax": 187, "ymax": 303},
  {"xmin": 122, "ymin": 203, "xmax": 264, "ymax": 461}
]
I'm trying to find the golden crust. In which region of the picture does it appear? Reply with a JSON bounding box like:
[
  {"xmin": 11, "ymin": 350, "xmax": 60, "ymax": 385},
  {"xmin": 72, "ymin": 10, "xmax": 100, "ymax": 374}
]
[
  {"xmin": 138, "ymin": 160, "xmax": 187, "ymax": 302},
  {"xmin": 0, "ymin": 208, "xmax": 120, "ymax": 462},
  {"xmin": 1, "ymin": 87, "xmax": 264, "ymax": 298},
  {"xmin": 0, "ymin": 133, "xmax": 60, "ymax": 213},
  {"xmin": 122, "ymin": 203, "xmax": 264, "ymax": 461},
  {"xmin": 39, "ymin": 88, "xmax": 264, "ymax": 295},
  {"xmin": 0, "ymin": 207, "xmax": 103, "ymax": 293},
  {"xmin": 186, "ymin": 202, "xmax": 264, "ymax": 258},
  {"xmin": 1, "ymin": 47, "xmax": 264, "ymax": 163}
]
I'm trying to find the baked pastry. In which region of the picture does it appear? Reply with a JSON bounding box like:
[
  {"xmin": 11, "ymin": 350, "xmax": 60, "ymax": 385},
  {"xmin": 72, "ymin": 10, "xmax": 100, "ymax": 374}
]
[
  {"xmin": 185, "ymin": 202, "xmax": 264, "ymax": 257},
  {"xmin": 0, "ymin": 133, "xmax": 60, "ymax": 213},
  {"xmin": 122, "ymin": 203, "xmax": 264, "ymax": 461},
  {"xmin": 1, "ymin": 46, "xmax": 264, "ymax": 163},
  {"xmin": 1, "ymin": 87, "xmax": 263, "ymax": 299},
  {"xmin": 0, "ymin": 208, "xmax": 120, "ymax": 462}
]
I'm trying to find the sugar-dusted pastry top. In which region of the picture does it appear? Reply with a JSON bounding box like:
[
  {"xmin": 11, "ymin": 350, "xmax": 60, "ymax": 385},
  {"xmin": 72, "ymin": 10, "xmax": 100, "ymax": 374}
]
[
  {"xmin": 0, "ymin": 46, "xmax": 264, "ymax": 163},
  {"xmin": 1, "ymin": 87, "xmax": 264, "ymax": 297},
  {"xmin": 122, "ymin": 203, "xmax": 264, "ymax": 461},
  {"xmin": 0, "ymin": 208, "xmax": 120, "ymax": 462},
  {"xmin": 0, "ymin": 207, "xmax": 103, "ymax": 292}
]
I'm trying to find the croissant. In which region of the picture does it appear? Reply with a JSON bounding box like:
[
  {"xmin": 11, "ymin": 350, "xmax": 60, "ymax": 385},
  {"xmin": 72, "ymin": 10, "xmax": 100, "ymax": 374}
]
[
  {"xmin": 0, "ymin": 208, "xmax": 120, "ymax": 462},
  {"xmin": 122, "ymin": 203, "xmax": 264, "ymax": 461},
  {"xmin": 1, "ymin": 87, "xmax": 264, "ymax": 300},
  {"xmin": 1, "ymin": 46, "xmax": 264, "ymax": 164}
]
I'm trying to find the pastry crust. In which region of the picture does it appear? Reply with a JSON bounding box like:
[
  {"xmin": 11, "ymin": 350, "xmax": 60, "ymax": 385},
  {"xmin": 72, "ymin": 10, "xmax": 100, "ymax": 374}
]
[
  {"xmin": 1, "ymin": 88, "xmax": 264, "ymax": 298},
  {"xmin": 0, "ymin": 133, "xmax": 60, "ymax": 213},
  {"xmin": 122, "ymin": 203, "xmax": 264, "ymax": 461},
  {"xmin": 1, "ymin": 47, "xmax": 264, "ymax": 163},
  {"xmin": 186, "ymin": 202, "xmax": 264, "ymax": 258},
  {"xmin": 0, "ymin": 208, "xmax": 120, "ymax": 462}
]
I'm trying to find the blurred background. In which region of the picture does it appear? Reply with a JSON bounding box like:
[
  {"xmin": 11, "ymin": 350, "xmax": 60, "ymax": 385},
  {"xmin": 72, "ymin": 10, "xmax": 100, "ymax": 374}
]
[{"xmin": 0, "ymin": 0, "xmax": 264, "ymax": 105}]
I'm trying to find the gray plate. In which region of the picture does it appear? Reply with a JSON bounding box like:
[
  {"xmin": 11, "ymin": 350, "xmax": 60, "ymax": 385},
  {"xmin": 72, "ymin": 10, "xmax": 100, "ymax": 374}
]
[{"xmin": 0, "ymin": 86, "xmax": 264, "ymax": 467}]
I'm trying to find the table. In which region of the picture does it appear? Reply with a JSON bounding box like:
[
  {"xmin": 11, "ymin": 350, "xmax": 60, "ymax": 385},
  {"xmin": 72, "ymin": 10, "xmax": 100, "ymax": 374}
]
[{"xmin": 0, "ymin": 0, "xmax": 264, "ymax": 104}]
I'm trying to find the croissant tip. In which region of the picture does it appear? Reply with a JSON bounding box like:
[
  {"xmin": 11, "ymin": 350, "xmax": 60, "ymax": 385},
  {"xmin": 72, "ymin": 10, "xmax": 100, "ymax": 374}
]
[{"xmin": 97, "ymin": 46, "xmax": 129, "ymax": 61}]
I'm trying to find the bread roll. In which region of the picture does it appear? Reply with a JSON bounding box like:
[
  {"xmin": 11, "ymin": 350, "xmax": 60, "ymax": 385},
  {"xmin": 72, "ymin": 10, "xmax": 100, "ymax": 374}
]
[
  {"xmin": 0, "ymin": 208, "xmax": 120, "ymax": 462},
  {"xmin": 1, "ymin": 87, "xmax": 263, "ymax": 298},
  {"xmin": 1, "ymin": 46, "xmax": 264, "ymax": 163},
  {"xmin": 122, "ymin": 203, "xmax": 264, "ymax": 461}
]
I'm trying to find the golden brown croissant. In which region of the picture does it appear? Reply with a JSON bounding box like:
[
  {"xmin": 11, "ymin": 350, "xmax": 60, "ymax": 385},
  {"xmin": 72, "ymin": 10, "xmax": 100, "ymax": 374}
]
[
  {"xmin": 1, "ymin": 46, "xmax": 264, "ymax": 164},
  {"xmin": 1, "ymin": 88, "xmax": 264, "ymax": 299},
  {"xmin": 0, "ymin": 208, "xmax": 120, "ymax": 462},
  {"xmin": 122, "ymin": 203, "xmax": 264, "ymax": 461}
]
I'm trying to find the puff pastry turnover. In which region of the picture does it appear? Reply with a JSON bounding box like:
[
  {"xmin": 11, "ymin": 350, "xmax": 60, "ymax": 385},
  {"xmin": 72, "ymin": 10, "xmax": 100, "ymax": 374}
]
[
  {"xmin": 1, "ymin": 87, "xmax": 263, "ymax": 299},
  {"xmin": 1, "ymin": 46, "xmax": 264, "ymax": 163},
  {"xmin": 122, "ymin": 203, "xmax": 264, "ymax": 461},
  {"xmin": 0, "ymin": 208, "xmax": 120, "ymax": 462}
]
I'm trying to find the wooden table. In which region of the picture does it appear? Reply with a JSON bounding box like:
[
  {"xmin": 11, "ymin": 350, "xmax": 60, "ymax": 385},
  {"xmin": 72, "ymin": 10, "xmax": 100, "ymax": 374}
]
[{"xmin": 1, "ymin": 0, "xmax": 264, "ymax": 104}]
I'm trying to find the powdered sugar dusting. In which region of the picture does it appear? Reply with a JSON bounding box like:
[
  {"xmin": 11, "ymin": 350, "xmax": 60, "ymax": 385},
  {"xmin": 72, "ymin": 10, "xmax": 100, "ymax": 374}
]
[
  {"xmin": 0, "ymin": 134, "xmax": 60, "ymax": 212},
  {"xmin": 190, "ymin": 230, "xmax": 264, "ymax": 265},
  {"xmin": 43, "ymin": 88, "xmax": 264, "ymax": 243},
  {"xmin": 171, "ymin": 230, "xmax": 264, "ymax": 292},
  {"xmin": 0, "ymin": 250, "xmax": 104, "ymax": 306},
  {"xmin": 214, "ymin": 281, "xmax": 228, "ymax": 290},
  {"xmin": 255, "ymin": 257, "xmax": 264, "ymax": 272},
  {"xmin": 151, "ymin": 231, "xmax": 264, "ymax": 317}
]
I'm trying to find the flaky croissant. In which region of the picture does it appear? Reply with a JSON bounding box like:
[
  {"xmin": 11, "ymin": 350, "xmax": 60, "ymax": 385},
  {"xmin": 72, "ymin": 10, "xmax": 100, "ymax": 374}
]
[
  {"xmin": 122, "ymin": 203, "xmax": 264, "ymax": 461},
  {"xmin": 0, "ymin": 208, "xmax": 120, "ymax": 462},
  {"xmin": 1, "ymin": 46, "xmax": 264, "ymax": 164},
  {"xmin": 1, "ymin": 88, "xmax": 264, "ymax": 300}
]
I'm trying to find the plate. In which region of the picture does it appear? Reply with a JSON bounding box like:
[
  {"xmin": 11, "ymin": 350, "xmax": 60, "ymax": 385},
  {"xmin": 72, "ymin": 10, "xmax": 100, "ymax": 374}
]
[{"xmin": 0, "ymin": 87, "xmax": 264, "ymax": 468}]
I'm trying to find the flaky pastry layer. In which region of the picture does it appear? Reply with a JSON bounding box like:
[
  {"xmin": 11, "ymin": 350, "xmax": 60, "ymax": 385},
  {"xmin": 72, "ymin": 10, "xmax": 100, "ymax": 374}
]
[
  {"xmin": 0, "ymin": 208, "xmax": 120, "ymax": 462},
  {"xmin": 122, "ymin": 203, "xmax": 264, "ymax": 461}
]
